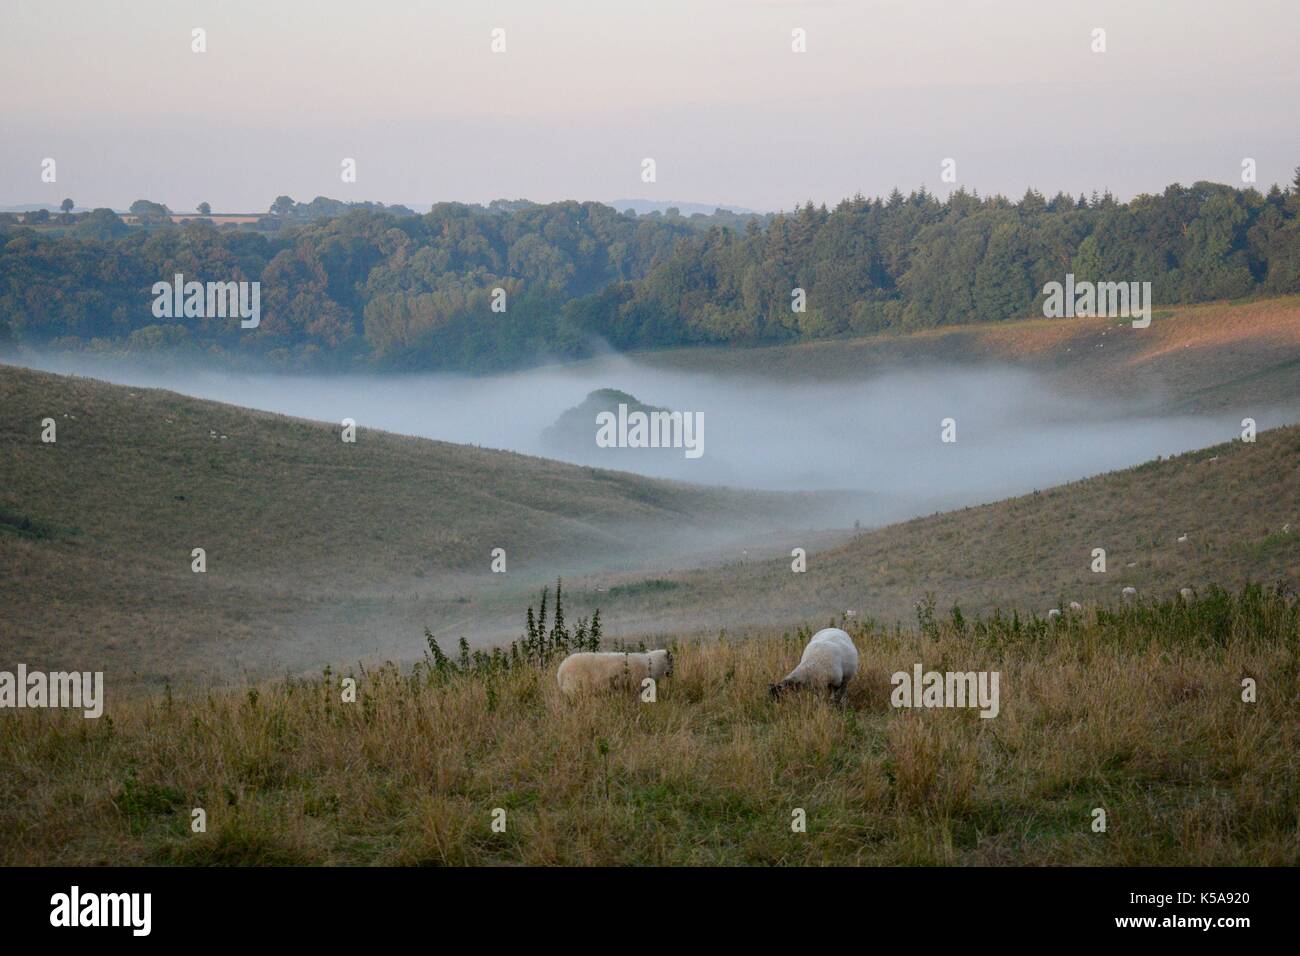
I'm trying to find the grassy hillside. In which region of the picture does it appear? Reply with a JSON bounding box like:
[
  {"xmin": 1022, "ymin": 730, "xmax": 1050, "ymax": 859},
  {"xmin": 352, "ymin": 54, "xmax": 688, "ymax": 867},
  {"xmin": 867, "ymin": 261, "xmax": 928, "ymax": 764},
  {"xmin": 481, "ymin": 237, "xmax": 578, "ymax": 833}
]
[
  {"xmin": 2, "ymin": 297, "xmax": 1297, "ymax": 684},
  {"xmin": 2, "ymin": 588, "xmax": 1295, "ymax": 866},
  {"xmin": 565, "ymin": 423, "xmax": 1300, "ymax": 639},
  {"xmin": 630, "ymin": 296, "xmax": 1300, "ymax": 414},
  {"xmin": 0, "ymin": 363, "xmax": 838, "ymax": 684}
]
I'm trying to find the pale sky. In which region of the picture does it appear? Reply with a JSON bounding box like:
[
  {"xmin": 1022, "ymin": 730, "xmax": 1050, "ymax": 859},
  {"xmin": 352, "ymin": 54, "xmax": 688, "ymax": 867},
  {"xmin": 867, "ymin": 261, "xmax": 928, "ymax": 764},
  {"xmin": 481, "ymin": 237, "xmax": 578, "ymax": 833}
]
[{"xmin": 2, "ymin": 0, "xmax": 1298, "ymax": 212}]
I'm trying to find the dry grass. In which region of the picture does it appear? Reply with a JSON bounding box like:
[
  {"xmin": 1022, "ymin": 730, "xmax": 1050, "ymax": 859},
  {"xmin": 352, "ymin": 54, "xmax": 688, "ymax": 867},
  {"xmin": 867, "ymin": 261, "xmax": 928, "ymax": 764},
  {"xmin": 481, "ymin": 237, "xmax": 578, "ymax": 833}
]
[
  {"xmin": 2, "ymin": 588, "xmax": 1295, "ymax": 866},
  {"xmin": 633, "ymin": 296, "xmax": 1300, "ymax": 413}
]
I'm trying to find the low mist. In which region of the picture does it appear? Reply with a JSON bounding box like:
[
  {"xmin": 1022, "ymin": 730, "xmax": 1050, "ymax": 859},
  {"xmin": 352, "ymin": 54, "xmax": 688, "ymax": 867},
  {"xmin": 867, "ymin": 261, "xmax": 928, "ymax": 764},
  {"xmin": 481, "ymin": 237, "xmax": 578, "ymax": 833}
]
[{"xmin": 16, "ymin": 350, "xmax": 1289, "ymax": 530}]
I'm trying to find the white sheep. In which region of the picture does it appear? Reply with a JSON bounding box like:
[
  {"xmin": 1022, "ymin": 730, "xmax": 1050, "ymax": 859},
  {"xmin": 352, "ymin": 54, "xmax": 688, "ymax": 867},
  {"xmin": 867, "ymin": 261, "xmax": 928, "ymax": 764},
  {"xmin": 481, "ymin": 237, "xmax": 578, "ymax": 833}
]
[
  {"xmin": 1047, "ymin": 608, "xmax": 1061, "ymax": 622},
  {"xmin": 556, "ymin": 649, "xmax": 673, "ymax": 696},
  {"xmin": 770, "ymin": 627, "xmax": 858, "ymax": 701},
  {"xmin": 1068, "ymin": 601, "xmax": 1083, "ymax": 611},
  {"xmin": 1177, "ymin": 534, "xmax": 1189, "ymax": 544},
  {"xmin": 1122, "ymin": 587, "xmax": 1137, "ymax": 599},
  {"xmin": 1179, "ymin": 587, "xmax": 1195, "ymax": 601}
]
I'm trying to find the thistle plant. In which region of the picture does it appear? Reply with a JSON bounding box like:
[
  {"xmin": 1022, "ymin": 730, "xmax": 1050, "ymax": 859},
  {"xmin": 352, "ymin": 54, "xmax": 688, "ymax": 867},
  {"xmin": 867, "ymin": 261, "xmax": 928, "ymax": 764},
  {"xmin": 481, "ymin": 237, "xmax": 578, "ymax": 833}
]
[{"xmin": 420, "ymin": 578, "xmax": 602, "ymax": 679}]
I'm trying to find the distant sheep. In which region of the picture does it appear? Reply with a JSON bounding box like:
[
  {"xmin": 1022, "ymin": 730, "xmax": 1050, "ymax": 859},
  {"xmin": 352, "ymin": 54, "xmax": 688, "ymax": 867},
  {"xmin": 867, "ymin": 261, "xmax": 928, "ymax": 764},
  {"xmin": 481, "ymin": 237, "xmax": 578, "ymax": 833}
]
[
  {"xmin": 1122, "ymin": 587, "xmax": 1137, "ymax": 599},
  {"xmin": 770, "ymin": 627, "xmax": 858, "ymax": 701},
  {"xmin": 1047, "ymin": 608, "xmax": 1061, "ymax": 622},
  {"xmin": 1177, "ymin": 534, "xmax": 1189, "ymax": 544},
  {"xmin": 1068, "ymin": 601, "xmax": 1083, "ymax": 612},
  {"xmin": 1180, "ymin": 587, "xmax": 1195, "ymax": 601},
  {"xmin": 556, "ymin": 650, "xmax": 673, "ymax": 696}
]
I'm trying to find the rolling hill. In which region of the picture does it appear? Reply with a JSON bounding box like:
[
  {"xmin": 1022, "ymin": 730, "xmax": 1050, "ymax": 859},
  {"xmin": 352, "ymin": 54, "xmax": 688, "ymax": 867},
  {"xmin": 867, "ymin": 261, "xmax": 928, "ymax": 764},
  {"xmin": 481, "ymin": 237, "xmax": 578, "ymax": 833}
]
[
  {"xmin": 629, "ymin": 296, "xmax": 1300, "ymax": 415},
  {"xmin": 0, "ymin": 363, "xmax": 844, "ymax": 684},
  {"xmin": 2, "ymin": 296, "xmax": 1298, "ymax": 685},
  {"xmin": 568, "ymin": 423, "xmax": 1300, "ymax": 638}
]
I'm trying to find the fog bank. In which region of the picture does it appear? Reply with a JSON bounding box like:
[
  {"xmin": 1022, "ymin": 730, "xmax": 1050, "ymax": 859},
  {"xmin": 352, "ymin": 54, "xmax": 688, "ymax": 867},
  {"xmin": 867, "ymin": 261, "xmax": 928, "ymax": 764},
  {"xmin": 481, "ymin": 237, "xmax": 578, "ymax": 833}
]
[{"xmin": 16, "ymin": 351, "xmax": 1291, "ymax": 528}]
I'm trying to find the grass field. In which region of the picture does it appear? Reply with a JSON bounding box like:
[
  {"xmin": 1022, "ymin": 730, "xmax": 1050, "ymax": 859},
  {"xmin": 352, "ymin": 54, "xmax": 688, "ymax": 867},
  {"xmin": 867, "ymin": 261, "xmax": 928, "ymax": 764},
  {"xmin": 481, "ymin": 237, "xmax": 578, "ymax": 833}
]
[{"xmin": 2, "ymin": 586, "xmax": 1295, "ymax": 866}]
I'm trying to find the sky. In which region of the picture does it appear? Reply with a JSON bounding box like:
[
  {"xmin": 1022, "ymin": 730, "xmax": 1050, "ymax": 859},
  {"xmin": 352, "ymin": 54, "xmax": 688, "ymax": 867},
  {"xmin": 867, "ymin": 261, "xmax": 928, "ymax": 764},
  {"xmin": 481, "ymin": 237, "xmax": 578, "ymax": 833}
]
[{"xmin": 2, "ymin": 0, "xmax": 1298, "ymax": 213}]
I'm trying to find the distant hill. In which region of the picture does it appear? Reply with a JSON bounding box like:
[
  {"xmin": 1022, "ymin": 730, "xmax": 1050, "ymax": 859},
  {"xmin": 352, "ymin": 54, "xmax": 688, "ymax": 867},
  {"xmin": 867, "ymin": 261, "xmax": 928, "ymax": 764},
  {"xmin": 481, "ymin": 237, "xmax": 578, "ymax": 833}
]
[
  {"xmin": 541, "ymin": 388, "xmax": 678, "ymax": 460},
  {"xmin": 0, "ymin": 203, "xmax": 89, "ymax": 213},
  {"xmin": 609, "ymin": 199, "xmax": 763, "ymax": 216}
]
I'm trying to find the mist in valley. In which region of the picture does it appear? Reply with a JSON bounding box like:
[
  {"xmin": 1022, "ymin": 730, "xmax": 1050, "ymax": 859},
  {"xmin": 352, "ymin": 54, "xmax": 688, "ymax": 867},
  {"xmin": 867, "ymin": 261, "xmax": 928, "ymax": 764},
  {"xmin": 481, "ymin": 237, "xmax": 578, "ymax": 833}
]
[
  {"xmin": 8, "ymin": 348, "xmax": 1298, "ymax": 676},
  {"xmin": 16, "ymin": 350, "xmax": 1289, "ymax": 531}
]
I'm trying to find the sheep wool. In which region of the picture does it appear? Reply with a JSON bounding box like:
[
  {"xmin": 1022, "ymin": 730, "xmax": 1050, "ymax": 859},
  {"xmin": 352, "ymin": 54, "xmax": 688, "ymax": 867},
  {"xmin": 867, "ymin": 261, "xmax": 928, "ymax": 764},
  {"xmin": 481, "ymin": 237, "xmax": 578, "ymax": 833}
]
[
  {"xmin": 770, "ymin": 627, "xmax": 858, "ymax": 698},
  {"xmin": 556, "ymin": 650, "xmax": 673, "ymax": 696}
]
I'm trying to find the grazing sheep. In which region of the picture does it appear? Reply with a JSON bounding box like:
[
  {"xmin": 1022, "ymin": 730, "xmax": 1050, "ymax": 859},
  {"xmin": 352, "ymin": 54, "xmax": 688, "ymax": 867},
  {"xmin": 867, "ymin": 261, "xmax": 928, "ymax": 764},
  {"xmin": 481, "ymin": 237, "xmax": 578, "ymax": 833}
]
[
  {"xmin": 556, "ymin": 650, "xmax": 673, "ymax": 696},
  {"xmin": 1047, "ymin": 608, "xmax": 1061, "ymax": 622},
  {"xmin": 1122, "ymin": 587, "xmax": 1137, "ymax": 599},
  {"xmin": 1177, "ymin": 534, "xmax": 1189, "ymax": 543},
  {"xmin": 1068, "ymin": 601, "xmax": 1083, "ymax": 612},
  {"xmin": 770, "ymin": 627, "xmax": 858, "ymax": 701},
  {"xmin": 1180, "ymin": 587, "xmax": 1195, "ymax": 601}
]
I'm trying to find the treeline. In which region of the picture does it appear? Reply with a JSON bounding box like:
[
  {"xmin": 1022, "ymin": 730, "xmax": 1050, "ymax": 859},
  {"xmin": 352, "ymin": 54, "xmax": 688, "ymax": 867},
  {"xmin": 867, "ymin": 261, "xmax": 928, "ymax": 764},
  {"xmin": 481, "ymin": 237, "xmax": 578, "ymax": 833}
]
[
  {"xmin": 2, "ymin": 173, "xmax": 1299, "ymax": 370},
  {"xmin": 0, "ymin": 200, "xmax": 692, "ymax": 369},
  {"xmin": 582, "ymin": 174, "xmax": 1300, "ymax": 349}
]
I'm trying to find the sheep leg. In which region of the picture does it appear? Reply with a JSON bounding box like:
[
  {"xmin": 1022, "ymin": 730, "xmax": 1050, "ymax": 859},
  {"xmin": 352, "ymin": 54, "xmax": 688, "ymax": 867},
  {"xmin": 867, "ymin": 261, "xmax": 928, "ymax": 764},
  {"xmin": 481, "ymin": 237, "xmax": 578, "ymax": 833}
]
[{"xmin": 831, "ymin": 681, "xmax": 848, "ymax": 705}]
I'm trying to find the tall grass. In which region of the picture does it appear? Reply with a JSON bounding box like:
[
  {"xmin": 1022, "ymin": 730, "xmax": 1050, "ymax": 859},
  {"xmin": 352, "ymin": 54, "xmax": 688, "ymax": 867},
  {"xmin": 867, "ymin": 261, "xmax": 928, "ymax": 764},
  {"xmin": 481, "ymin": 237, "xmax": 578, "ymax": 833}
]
[{"xmin": 0, "ymin": 586, "xmax": 1295, "ymax": 866}]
